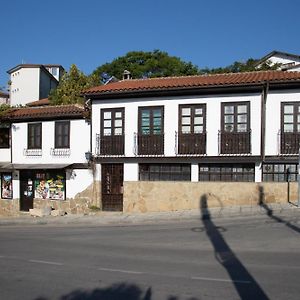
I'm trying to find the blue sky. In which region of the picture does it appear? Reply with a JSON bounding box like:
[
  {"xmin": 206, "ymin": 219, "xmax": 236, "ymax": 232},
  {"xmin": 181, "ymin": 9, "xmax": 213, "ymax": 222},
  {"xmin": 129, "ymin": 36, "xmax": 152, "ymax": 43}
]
[{"xmin": 1, "ymin": 0, "xmax": 300, "ymax": 88}]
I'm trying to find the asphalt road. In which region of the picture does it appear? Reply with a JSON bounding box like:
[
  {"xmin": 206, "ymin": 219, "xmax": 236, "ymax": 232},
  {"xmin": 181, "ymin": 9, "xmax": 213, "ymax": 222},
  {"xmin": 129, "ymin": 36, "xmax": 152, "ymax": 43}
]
[{"xmin": 0, "ymin": 211, "xmax": 299, "ymax": 300}]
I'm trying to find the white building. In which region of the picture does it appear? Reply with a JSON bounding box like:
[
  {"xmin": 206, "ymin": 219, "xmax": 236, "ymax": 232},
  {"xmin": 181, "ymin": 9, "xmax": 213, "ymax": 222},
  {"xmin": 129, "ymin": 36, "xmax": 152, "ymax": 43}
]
[
  {"xmin": 257, "ymin": 51, "xmax": 300, "ymax": 72},
  {"xmin": 7, "ymin": 64, "xmax": 64, "ymax": 106},
  {"xmin": 83, "ymin": 70, "xmax": 300, "ymax": 212},
  {"xmin": 0, "ymin": 104, "xmax": 94, "ymax": 214}
]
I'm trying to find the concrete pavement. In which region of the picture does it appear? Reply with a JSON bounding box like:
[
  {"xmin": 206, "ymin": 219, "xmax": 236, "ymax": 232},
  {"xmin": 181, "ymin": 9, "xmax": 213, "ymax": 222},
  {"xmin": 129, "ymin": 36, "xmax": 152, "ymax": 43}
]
[{"xmin": 0, "ymin": 202, "xmax": 299, "ymax": 226}]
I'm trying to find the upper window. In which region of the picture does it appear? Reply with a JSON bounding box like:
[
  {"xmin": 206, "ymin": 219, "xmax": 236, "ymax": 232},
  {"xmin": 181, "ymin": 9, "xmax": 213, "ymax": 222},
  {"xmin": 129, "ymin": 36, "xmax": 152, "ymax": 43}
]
[
  {"xmin": 222, "ymin": 102, "xmax": 250, "ymax": 133},
  {"xmin": 139, "ymin": 106, "xmax": 164, "ymax": 135},
  {"xmin": 179, "ymin": 104, "xmax": 206, "ymax": 134},
  {"xmin": 0, "ymin": 124, "xmax": 10, "ymax": 148},
  {"xmin": 28, "ymin": 123, "xmax": 42, "ymax": 149},
  {"xmin": 55, "ymin": 121, "xmax": 70, "ymax": 148},
  {"xmin": 101, "ymin": 108, "xmax": 124, "ymax": 136},
  {"xmin": 282, "ymin": 102, "xmax": 300, "ymax": 133}
]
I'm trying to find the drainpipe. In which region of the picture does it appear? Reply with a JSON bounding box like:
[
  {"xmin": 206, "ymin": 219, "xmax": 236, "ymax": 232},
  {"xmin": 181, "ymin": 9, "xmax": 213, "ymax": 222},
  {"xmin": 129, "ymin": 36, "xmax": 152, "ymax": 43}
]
[{"xmin": 260, "ymin": 82, "xmax": 269, "ymax": 163}]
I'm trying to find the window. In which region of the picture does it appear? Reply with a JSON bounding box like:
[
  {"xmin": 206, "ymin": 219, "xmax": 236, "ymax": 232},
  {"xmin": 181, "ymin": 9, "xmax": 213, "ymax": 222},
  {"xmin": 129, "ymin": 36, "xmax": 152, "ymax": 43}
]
[
  {"xmin": 222, "ymin": 102, "xmax": 250, "ymax": 133},
  {"xmin": 179, "ymin": 104, "xmax": 206, "ymax": 134},
  {"xmin": 199, "ymin": 164, "xmax": 255, "ymax": 182},
  {"xmin": 101, "ymin": 108, "xmax": 124, "ymax": 136},
  {"xmin": 0, "ymin": 124, "xmax": 10, "ymax": 148},
  {"xmin": 139, "ymin": 164, "xmax": 191, "ymax": 181},
  {"xmin": 282, "ymin": 102, "xmax": 300, "ymax": 133},
  {"xmin": 139, "ymin": 106, "xmax": 164, "ymax": 136},
  {"xmin": 1, "ymin": 173, "xmax": 12, "ymax": 199},
  {"xmin": 55, "ymin": 121, "xmax": 70, "ymax": 148},
  {"xmin": 28, "ymin": 123, "xmax": 42, "ymax": 149},
  {"xmin": 262, "ymin": 163, "xmax": 298, "ymax": 182}
]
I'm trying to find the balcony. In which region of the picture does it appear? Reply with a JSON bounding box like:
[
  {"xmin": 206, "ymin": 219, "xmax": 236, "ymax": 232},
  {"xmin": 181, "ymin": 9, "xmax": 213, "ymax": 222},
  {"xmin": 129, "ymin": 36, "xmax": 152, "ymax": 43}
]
[
  {"xmin": 95, "ymin": 134, "xmax": 124, "ymax": 156},
  {"xmin": 219, "ymin": 131, "xmax": 251, "ymax": 155},
  {"xmin": 50, "ymin": 148, "xmax": 71, "ymax": 157},
  {"xmin": 279, "ymin": 131, "xmax": 300, "ymax": 155},
  {"xmin": 176, "ymin": 131, "xmax": 206, "ymax": 155},
  {"xmin": 135, "ymin": 133, "xmax": 164, "ymax": 156}
]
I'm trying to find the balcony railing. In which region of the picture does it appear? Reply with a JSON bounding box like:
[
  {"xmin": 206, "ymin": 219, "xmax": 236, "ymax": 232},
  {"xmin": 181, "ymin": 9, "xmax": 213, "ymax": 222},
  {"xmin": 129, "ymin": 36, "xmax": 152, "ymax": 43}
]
[
  {"xmin": 176, "ymin": 131, "xmax": 206, "ymax": 155},
  {"xmin": 279, "ymin": 131, "xmax": 300, "ymax": 155},
  {"xmin": 135, "ymin": 133, "xmax": 164, "ymax": 156},
  {"xmin": 219, "ymin": 130, "xmax": 251, "ymax": 154},
  {"xmin": 50, "ymin": 148, "xmax": 71, "ymax": 157},
  {"xmin": 95, "ymin": 134, "xmax": 125, "ymax": 156},
  {"xmin": 23, "ymin": 149, "xmax": 42, "ymax": 156}
]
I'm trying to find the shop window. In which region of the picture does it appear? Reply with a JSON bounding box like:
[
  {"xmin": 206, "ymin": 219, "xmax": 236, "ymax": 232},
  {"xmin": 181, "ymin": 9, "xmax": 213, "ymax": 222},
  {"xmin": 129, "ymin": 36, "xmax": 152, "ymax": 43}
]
[
  {"xmin": 139, "ymin": 164, "xmax": 191, "ymax": 181},
  {"xmin": 1, "ymin": 173, "xmax": 13, "ymax": 199},
  {"xmin": 262, "ymin": 163, "xmax": 298, "ymax": 182},
  {"xmin": 199, "ymin": 164, "xmax": 255, "ymax": 182},
  {"xmin": 55, "ymin": 121, "xmax": 70, "ymax": 148}
]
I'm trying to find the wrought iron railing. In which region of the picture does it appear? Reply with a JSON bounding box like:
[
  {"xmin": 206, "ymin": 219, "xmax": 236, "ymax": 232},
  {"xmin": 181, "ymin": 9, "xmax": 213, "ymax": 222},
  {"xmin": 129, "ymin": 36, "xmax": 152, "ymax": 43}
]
[
  {"xmin": 50, "ymin": 148, "xmax": 71, "ymax": 156},
  {"xmin": 134, "ymin": 133, "xmax": 164, "ymax": 156},
  {"xmin": 175, "ymin": 131, "xmax": 206, "ymax": 155},
  {"xmin": 23, "ymin": 149, "xmax": 42, "ymax": 156},
  {"xmin": 278, "ymin": 130, "xmax": 300, "ymax": 155},
  {"xmin": 218, "ymin": 130, "xmax": 251, "ymax": 154},
  {"xmin": 95, "ymin": 134, "xmax": 124, "ymax": 156}
]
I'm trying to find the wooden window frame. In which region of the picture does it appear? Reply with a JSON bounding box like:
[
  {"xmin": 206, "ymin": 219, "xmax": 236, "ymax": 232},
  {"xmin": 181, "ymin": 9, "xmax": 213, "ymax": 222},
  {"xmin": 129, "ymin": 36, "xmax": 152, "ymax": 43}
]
[
  {"xmin": 221, "ymin": 101, "xmax": 250, "ymax": 133},
  {"xmin": 101, "ymin": 108, "xmax": 125, "ymax": 136},
  {"xmin": 262, "ymin": 163, "xmax": 298, "ymax": 182},
  {"xmin": 281, "ymin": 102, "xmax": 300, "ymax": 133},
  {"xmin": 28, "ymin": 123, "xmax": 42, "ymax": 149},
  {"xmin": 179, "ymin": 104, "xmax": 206, "ymax": 134},
  {"xmin": 138, "ymin": 106, "xmax": 164, "ymax": 136},
  {"xmin": 55, "ymin": 121, "xmax": 70, "ymax": 149},
  {"xmin": 0, "ymin": 126, "xmax": 10, "ymax": 149}
]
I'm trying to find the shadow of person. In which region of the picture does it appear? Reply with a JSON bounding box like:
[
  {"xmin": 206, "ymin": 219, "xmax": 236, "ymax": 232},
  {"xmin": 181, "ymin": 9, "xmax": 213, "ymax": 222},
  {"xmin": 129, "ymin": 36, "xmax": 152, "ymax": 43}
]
[
  {"xmin": 200, "ymin": 194, "xmax": 269, "ymax": 300},
  {"xmin": 258, "ymin": 186, "xmax": 300, "ymax": 234}
]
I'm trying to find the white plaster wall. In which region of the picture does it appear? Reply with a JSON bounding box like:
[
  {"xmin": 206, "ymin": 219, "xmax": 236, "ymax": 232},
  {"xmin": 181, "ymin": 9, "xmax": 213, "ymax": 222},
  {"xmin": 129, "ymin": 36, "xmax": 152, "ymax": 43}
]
[
  {"xmin": 12, "ymin": 170, "xmax": 19, "ymax": 200},
  {"xmin": 268, "ymin": 54, "xmax": 300, "ymax": 66},
  {"xmin": 10, "ymin": 68, "xmax": 40, "ymax": 106},
  {"xmin": 12, "ymin": 119, "xmax": 90, "ymax": 164},
  {"xmin": 0, "ymin": 149, "xmax": 11, "ymax": 162},
  {"xmin": 65, "ymin": 168, "xmax": 94, "ymax": 198},
  {"xmin": 265, "ymin": 89, "xmax": 300, "ymax": 156},
  {"xmin": 124, "ymin": 163, "xmax": 138, "ymax": 181},
  {"xmin": 92, "ymin": 93, "xmax": 261, "ymax": 157}
]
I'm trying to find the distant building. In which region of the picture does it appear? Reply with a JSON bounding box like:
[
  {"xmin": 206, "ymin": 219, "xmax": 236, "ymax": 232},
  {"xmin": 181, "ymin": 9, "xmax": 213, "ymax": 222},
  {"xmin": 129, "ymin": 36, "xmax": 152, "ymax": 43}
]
[
  {"xmin": 0, "ymin": 91, "xmax": 9, "ymax": 105},
  {"xmin": 7, "ymin": 64, "xmax": 64, "ymax": 106},
  {"xmin": 257, "ymin": 51, "xmax": 300, "ymax": 72}
]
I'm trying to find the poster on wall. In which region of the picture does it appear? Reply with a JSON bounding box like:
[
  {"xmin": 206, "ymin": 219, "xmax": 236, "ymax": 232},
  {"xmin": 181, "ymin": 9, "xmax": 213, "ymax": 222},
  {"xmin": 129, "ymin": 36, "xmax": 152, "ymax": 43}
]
[
  {"xmin": 1, "ymin": 173, "xmax": 13, "ymax": 199},
  {"xmin": 35, "ymin": 174, "xmax": 65, "ymax": 200}
]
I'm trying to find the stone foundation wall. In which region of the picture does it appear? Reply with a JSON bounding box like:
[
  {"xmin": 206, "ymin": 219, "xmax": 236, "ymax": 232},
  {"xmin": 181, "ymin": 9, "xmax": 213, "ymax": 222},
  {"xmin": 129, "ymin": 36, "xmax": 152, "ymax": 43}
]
[
  {"xmin": 123, "ymin": 181, "xmax": 298, "ymax": 213},
  {"xmin": 0, "ymin": 199, "xmax": 20, "ymax": 217}
]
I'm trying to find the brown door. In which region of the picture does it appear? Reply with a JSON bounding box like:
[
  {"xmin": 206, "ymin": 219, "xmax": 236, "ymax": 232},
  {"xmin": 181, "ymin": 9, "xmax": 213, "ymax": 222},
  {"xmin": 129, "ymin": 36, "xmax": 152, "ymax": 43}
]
[
  {"xmin": 101, "ymin": 164, "xmax": 123, "ymax": 211},
  {"xmin": 20, "ymin": 171, "xmax": 34, "ymax": 211}
]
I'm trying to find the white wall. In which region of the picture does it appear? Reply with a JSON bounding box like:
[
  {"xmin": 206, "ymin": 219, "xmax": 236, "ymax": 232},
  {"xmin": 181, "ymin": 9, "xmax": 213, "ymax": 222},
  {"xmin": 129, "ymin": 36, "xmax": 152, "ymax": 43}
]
[
  {"xmin": 265, "ymin": 89, "xmax": 300, "ymax": 156},
  {"xmin": 10, "ymin": 68, "xmax": 40, "ymax": 106},
  {"xmin": 12, "ymin": 119, "xmax": 90, "ymax": 164},
  {"xmin": 268, "ymin": 54, "xmax": 300, "ymax": 66},
  {"xmin": 92, "ymin": 93, "xmax": 262, "ymax": 157},
  {"xmin": 0, "ymin": 149, "xmax": 11, "ymax": 162}
]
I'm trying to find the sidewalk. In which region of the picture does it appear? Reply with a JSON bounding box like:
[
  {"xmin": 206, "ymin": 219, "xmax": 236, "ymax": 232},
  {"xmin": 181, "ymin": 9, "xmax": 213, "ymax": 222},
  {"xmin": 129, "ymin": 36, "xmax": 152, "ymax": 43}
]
[{"xmin": 0, "ymin": 202, "xmax": 299, "ymax": 226}]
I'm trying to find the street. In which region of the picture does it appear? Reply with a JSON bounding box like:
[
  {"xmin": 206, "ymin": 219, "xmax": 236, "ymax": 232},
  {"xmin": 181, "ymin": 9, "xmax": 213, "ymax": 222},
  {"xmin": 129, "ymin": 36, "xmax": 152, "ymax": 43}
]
[{"xmin": 0, "ymin": 209, "xmax": 299, "ymax": 300}]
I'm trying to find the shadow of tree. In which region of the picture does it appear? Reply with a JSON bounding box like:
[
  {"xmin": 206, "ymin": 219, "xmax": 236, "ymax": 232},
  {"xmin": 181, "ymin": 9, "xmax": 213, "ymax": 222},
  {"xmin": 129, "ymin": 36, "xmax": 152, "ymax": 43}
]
[
  {"xmin": 199, "ymin": 194, "xmax": 269, "ymax": 300},
  {"xmin": 34, "ymin": 283, "xmax": 199, "ymax": 300},
  {"xmin": 258, "ymin": 185, "xmax": 300, "ymax": 234}
]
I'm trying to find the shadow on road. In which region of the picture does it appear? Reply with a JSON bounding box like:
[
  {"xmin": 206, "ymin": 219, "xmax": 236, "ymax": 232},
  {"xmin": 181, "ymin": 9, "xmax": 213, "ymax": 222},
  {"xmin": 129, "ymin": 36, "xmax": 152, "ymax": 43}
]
[
  {"xmin": 199, "ymin": 194, "xmax": 269, "ymax": 300},
  {"xmin": 34, "ymin": 282, "xmax": 199, "ymax": 300},
  {"xmin": 258, "ymin": 186, "xmax": 300, "ymax": 234}
]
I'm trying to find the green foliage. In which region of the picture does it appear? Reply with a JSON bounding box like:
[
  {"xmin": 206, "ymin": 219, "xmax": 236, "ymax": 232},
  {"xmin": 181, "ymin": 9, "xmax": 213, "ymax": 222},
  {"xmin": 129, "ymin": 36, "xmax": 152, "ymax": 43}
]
[
  {"xmin": 49, "ymin": 64, "xmax": 98, "ymax": 105},
  {"xmin": 0, "ymin": 104, "xmax": 11, "ymax": 117},
  {"xmin": 92, "ymin": 50, "xmax": 200, "ymax": 83}
]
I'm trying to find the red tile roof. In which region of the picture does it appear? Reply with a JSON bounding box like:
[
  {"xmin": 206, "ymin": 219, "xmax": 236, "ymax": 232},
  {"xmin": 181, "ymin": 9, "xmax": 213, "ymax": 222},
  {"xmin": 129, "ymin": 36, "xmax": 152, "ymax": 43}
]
[
  {"xmin": 26, "ymin": 98, "xmax": 50, "ymax": 107},
  {"xmin": 1, "ymin": 104, "xmax": 85, "ymax": 121},
  {"xmin": 83, "ymin": 71, "xmax": 300, "ymax": 96}
]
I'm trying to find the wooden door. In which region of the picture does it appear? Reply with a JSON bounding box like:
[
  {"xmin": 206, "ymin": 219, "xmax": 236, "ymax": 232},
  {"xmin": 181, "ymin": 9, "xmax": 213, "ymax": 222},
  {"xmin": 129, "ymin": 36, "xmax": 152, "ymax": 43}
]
[
  {"xmin": 20, "ymin": 171, "xmax": 34, "ymax": 211},
  {"xmin": 101, "ymin": 164, "xmax": 124, "ymax": 211}
]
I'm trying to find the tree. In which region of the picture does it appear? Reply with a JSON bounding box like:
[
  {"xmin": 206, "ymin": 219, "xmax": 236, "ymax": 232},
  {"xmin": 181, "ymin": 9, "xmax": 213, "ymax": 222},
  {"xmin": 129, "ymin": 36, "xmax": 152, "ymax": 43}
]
[
  {"xmin": 92, "ymin": 50, "xmax": 201, "ymax": 83},
  {"xmin": 49, "ymin": 64, "xmax": 98, "ymax": 105}
]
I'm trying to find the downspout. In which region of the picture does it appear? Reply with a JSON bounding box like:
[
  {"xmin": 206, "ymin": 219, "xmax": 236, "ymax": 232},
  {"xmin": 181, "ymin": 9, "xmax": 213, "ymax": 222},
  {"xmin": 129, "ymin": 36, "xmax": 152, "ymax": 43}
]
[{"xmin": 261, "ymin": 81, "xmax": 269, "ymax": 162}]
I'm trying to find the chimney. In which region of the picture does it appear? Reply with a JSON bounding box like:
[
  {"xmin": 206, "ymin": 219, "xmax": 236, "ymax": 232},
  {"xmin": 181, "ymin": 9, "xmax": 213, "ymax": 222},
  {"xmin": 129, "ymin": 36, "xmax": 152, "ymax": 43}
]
[{"xmin": 123, "ymin": 70, "xmax": 132, "ymax": 80}]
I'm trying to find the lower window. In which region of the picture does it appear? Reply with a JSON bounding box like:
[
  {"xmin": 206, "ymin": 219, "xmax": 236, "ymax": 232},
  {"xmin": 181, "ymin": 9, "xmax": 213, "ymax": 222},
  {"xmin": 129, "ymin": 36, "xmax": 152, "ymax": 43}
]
[
  {"xmin": 139, "ymin": 164, "xmax": 191, "ymax": 181},
  {"xmin": 1, "ymin": 173, "xmax": 13, "ymax": 199},
  {"xmin": 262, "ymin": 163, "xmax": 298, "ymax": 182},
  {"xmin": 199, "ymin": 164, "xmax": 255, "ymax": 182}
]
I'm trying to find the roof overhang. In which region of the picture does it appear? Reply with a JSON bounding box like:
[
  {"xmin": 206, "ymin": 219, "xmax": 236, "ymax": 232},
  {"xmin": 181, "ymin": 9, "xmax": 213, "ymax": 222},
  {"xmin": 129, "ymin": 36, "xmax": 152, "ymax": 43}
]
[{"xmin": 0, "ymin": 163, "xmax": 73, "ymax": 170}]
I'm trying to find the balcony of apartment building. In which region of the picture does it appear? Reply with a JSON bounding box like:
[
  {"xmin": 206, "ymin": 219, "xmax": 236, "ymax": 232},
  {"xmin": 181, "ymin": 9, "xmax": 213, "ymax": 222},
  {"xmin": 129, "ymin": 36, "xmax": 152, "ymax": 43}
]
[
  {"xmin": 175, "ymin": 131, "xmax": 206, "ymax": 155},
  {"xmin": 219, "ymin": 130, "xmax": 251, "ymax": 155}
]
